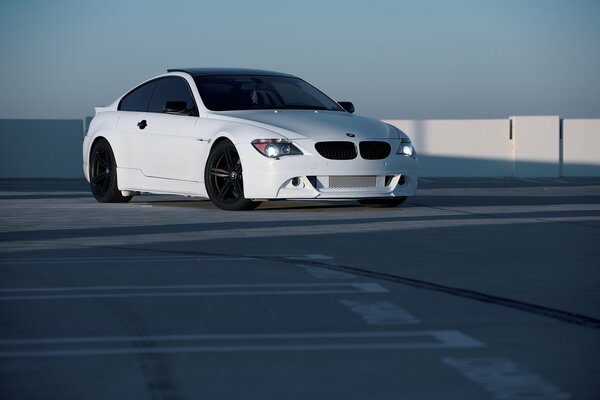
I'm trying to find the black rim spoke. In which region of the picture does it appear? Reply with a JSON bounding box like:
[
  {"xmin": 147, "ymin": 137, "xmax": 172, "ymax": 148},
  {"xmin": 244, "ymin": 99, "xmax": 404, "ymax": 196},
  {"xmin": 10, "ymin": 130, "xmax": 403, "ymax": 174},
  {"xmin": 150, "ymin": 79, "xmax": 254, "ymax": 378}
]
[
  {"xmin": 96, "ymin": 151, "xmax": 109, "ymax": 168},
  {"xmin": 101, "ymin": 175, "xmax": 110, "ymax": 193},
  {"xmin": 233, "ymin": 179, "xmax": 242, "ymax": 197},
  {"xmin": 92, "ymin": 171, "xmax": 108, "ymax": 186},
  {"xmin": 224, "ymin": 148, "xmax": 234, "ymax": 170},
  {"xmin": 210, "ymin": 168, "xmax": 230, "ymax": 178},
  {"xmin": 217, "ymin": 179, "xmax": 234, "ymax": 200}
]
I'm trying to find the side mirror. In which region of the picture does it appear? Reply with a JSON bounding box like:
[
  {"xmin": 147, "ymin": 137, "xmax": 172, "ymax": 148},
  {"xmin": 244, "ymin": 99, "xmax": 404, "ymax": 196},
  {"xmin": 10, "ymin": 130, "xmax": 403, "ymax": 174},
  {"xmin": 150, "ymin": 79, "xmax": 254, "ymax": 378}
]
[
  {"xmin": 164, "ymin": 101, "xmax": 189, "ymax": 115},
  {"xmin": 338, "ymin": 101, "xmax": 355, "ymax": 114}
]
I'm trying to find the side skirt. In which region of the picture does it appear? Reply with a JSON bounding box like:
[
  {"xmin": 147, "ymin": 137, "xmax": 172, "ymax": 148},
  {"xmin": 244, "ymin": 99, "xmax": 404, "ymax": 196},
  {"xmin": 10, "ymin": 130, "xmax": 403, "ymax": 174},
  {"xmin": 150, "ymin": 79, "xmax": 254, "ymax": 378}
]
[{"xmin": 117, "ymin": 167, "xmax": 208, "ymax": 198}]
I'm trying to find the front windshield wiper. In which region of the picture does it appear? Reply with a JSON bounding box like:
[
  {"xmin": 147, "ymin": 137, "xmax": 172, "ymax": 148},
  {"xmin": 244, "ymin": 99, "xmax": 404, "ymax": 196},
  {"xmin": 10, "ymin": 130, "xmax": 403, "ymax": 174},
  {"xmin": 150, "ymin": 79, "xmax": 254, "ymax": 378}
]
[
  {"xmin": 218, "ymin": 105, "xmax": 341, "ymax": 112},
  {"xmin": 274, "ymin": 105, "xmax": 337, "ymax": 111}
]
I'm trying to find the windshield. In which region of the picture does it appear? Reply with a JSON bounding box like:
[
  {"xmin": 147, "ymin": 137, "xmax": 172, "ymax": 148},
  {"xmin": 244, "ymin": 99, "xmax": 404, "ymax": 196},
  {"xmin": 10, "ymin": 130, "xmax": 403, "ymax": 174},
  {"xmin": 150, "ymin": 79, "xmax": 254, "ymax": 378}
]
[{"xmin": 195, "ymin": 75, "xmax": 344, "ymax": 112}]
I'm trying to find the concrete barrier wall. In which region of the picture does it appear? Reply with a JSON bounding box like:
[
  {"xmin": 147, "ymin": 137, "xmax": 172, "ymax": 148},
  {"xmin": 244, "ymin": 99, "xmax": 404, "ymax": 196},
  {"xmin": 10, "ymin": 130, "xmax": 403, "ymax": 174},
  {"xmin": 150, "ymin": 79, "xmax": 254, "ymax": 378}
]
[
  {"xmin": 562, "ymin": 119, "xmax": 600, "ymax": 176},
  {"xmin": 387, "ymin": 117, "xmax": 600, "ymax": 177},
  {"xmin": 511, "ymin": 116, "xmax": 560, "ymax": 177},
  {"xmin": 0, "ymin": 117, "xmax": 598, "ymax": 178},
  {"xmin": 0, "ymin": 119, "xmax": 84, "ymax": 178},
  {"xmin": 386, "ymin": 119, "xmax": 512, "ymax": 177}
]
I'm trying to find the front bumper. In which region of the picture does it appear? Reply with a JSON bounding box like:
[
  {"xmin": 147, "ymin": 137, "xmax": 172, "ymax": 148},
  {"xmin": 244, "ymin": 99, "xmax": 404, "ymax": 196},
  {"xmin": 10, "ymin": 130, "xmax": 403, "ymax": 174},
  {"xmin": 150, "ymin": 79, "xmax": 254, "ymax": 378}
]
[{"xmin": 238, "ymin": 140, "xmax": 418, "ymax": 200}]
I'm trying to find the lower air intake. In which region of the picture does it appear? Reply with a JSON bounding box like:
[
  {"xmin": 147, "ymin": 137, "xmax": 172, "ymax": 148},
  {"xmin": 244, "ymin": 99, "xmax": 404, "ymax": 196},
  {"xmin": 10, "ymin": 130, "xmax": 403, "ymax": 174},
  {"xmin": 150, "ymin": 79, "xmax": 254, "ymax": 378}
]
[{"xmin": 329, "ymin": 176, "xmax": 377, "ymax": 188}]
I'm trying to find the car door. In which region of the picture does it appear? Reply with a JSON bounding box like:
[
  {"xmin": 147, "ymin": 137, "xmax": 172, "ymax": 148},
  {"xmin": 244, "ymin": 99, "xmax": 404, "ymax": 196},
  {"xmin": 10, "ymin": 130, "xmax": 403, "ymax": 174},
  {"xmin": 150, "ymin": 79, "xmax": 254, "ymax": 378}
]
[
  {"xmin": 114, "ymin": 80, "xmax": 158, "ymax": 170},
  {"xmin": 137, "ymin": 76, "xmax": 203, "ymax": 182}
]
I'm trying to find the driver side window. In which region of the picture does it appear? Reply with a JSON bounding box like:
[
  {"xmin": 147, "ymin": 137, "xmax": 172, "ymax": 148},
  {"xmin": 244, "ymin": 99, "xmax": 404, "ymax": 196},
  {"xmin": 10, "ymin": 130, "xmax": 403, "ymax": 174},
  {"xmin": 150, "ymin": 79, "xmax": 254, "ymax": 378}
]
[{"xmin": 148, "ymin": 77, "xmax": 198, "ymax": 116}]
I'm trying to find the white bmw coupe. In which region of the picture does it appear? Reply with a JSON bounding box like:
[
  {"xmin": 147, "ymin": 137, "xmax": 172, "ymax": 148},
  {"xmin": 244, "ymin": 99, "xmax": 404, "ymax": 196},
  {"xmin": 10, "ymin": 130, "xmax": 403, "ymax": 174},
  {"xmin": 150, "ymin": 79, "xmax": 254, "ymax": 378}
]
[{"xmin": 83, "ymin": 68, "xmax": 418, "ymax": 210}]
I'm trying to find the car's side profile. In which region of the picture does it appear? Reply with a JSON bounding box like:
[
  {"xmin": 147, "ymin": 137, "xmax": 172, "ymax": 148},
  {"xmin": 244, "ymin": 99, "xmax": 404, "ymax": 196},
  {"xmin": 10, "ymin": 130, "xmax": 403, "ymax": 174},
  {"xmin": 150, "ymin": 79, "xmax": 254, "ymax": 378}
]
[{"xmin": 83, "ymin": 68, "xmax": 418, "ymax": 210}]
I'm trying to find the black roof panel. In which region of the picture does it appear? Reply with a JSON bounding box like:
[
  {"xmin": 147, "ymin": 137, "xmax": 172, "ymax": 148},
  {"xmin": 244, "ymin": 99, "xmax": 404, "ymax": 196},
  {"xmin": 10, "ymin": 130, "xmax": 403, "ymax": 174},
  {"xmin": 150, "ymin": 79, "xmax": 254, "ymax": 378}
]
[{"xmin": 167, "ymin": 68, "xmax": 297, "ymax": 78}]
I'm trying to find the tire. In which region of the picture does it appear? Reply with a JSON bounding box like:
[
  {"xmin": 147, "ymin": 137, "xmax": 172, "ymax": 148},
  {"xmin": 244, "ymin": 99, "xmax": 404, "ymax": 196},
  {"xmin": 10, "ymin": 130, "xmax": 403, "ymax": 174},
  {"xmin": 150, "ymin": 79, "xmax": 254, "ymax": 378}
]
[
  {"xmin": 89, "ymin": 139, "xmax": 132, "ymax": 203},
  {"xmin": 358, "ymin": 197, "xmax": 407, "ymax": 208},
  {"xmin": 204, "ymin": 140, "xmax": 260, "ymax": 211}
]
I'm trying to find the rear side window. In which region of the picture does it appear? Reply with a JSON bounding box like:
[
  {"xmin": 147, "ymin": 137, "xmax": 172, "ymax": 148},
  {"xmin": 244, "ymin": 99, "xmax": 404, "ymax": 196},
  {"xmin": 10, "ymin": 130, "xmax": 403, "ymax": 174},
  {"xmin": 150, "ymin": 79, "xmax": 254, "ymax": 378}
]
[
  {"xmin": 148, "ymin": 77, "xmax": 197, "ymax": 114},
  {"xmin": 118, "ymin": 81, "xmax": 157, "ymax": 112}
]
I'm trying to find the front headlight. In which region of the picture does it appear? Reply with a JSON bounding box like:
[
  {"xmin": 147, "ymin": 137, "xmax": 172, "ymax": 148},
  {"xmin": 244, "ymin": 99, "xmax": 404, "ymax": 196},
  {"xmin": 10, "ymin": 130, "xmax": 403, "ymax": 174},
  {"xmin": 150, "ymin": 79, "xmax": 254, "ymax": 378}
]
[
  {"xmin": 252, "ymin": 139, "xmax": 303, "ymax": 158},
  {"xmin": 397, "ymin": 139, "xmax": 415, "ymax": 157}
]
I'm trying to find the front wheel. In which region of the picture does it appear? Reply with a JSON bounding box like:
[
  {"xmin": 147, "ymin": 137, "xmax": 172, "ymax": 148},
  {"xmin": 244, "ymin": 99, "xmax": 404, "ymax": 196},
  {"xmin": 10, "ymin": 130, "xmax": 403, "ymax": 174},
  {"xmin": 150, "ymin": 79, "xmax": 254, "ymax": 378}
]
[
  {"xmin": 204, "ymin": 140, "xmax": 261, "ymax": 211},
  {"xmin": 358, "ymin": 197, "xmax": 407, "ymax": 208}
]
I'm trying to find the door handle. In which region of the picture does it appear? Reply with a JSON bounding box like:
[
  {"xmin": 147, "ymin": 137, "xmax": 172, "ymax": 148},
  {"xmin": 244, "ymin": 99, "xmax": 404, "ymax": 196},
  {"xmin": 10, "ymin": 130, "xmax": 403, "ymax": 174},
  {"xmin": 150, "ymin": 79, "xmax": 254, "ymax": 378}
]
[{"xmin": 137, "ymin": 120, "xmax": 147, "ymax": 130}]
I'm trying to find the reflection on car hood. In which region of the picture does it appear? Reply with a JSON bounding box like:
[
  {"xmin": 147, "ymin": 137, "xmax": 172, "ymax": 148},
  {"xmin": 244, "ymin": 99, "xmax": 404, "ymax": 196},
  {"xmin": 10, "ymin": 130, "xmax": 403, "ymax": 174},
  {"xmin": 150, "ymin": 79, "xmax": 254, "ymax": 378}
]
[{"xmin": 210, "ymin": 110, "xmax": 402, "ymax": 140}]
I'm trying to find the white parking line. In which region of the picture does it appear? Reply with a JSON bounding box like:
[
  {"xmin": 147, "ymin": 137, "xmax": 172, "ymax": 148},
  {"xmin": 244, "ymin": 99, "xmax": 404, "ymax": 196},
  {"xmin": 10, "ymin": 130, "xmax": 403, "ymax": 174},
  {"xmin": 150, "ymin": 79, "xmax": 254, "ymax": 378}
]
[
  {"xmin": 0, "ymin": 282, "xmax": 387, "ymax": 301},
  {"xmin": 0, "ymin": 330, "xmax": 484, "ymax": 357},
  {"xmin": 0, "ymin": 255, "xmax": 255, "ymax": 264},
  {"xmin": 4, "ymin": 215, "xmax": 600, "ymax": 253},
  {"xmin": 0, "ymin": 253, "xmax": 333, "ymax": 265},
  {"xmin": 442, "ymin": 357, "xmax": 571, "ymax": 399},
  {"xmin": 340, "ymin": 300, "xmax": 420, "ymax": 325},
  {"xmin": 286, "ymin": 254, "xmax": 333, "ymax": 261},
  {"xmin": 303, "ymin": 266, "xmax": 357, "ymax": 280}
]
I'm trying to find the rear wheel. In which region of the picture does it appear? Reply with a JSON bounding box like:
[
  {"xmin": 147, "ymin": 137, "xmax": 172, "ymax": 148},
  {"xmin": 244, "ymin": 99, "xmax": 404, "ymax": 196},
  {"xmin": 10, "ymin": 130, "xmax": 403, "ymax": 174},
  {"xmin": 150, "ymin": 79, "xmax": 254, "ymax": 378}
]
[
  {"xmin": 358, "ymin": 197, "xmax": 407, "ymax": 208},
  {"xmin": 89, "ymin": 139, "xmax": 132, "ymax": 203},
  {"xmin": 205, "ymin": 140, "xmax": 260, "ymax": 211}
]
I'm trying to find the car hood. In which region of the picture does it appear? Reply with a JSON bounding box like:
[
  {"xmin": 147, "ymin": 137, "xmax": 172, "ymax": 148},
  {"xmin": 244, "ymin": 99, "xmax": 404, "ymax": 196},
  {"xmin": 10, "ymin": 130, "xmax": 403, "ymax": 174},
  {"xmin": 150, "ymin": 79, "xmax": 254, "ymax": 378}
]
[{"xmin": 208, "ymin": 110, "xmax": 402, "ymax": 141}]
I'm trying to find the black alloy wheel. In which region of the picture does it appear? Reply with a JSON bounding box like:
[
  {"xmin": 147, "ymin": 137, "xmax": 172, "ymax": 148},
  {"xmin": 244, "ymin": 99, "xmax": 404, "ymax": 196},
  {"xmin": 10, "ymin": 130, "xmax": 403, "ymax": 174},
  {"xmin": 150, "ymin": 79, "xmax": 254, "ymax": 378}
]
[
  {"xmin": 358, "ymin": 197, "xmax": 407, "ymax": 208},
  {"xmin": 205, "ymin": 140, "xmax": 260, "ymax": 211},
  {"xmin": 89, "ymin": 139, "xmax": 132, "ymax": 203}
]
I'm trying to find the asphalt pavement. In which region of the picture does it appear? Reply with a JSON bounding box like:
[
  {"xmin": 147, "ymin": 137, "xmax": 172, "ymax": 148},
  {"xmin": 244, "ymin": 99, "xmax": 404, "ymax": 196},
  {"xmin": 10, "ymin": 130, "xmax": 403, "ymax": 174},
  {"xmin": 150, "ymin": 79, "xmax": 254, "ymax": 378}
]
[{"xmin": 1, "ymin": 177, "xmax": 599, "ymax": 399}]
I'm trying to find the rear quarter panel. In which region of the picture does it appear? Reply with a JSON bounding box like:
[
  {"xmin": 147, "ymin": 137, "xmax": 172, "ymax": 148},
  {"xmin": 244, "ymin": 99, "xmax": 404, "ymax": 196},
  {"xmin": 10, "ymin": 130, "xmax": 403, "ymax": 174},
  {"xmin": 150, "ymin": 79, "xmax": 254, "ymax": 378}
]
[{"xmin": 84, "ymin": 111, "xmax": 139, "ymax": 181}]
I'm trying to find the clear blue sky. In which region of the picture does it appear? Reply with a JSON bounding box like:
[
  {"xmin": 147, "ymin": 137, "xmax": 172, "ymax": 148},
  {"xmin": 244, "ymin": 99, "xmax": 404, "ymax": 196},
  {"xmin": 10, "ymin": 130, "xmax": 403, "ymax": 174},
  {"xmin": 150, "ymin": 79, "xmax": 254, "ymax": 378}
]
[{"xmin": 1, "ymin": 0, "xmax": 599, "ymax": 119}]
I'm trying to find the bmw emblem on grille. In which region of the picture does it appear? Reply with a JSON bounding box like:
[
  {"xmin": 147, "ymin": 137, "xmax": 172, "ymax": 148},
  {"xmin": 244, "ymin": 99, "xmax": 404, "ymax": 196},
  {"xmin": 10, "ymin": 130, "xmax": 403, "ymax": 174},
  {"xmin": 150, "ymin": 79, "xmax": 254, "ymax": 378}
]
[{"xmin": 346, "ymin": 133, "xmax": 356, "ymax": 137}]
